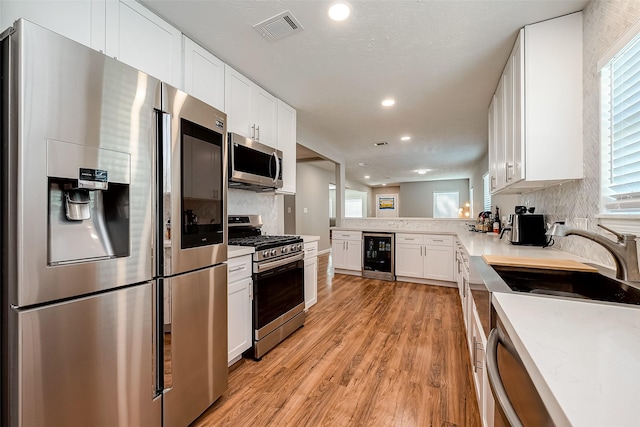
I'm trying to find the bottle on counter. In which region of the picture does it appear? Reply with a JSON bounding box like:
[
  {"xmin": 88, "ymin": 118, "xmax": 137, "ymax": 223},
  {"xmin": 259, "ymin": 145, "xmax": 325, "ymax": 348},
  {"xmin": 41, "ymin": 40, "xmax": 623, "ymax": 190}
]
[{"xmin": 493, "ymin": 206, "xmax": 501, "ymax": 234}]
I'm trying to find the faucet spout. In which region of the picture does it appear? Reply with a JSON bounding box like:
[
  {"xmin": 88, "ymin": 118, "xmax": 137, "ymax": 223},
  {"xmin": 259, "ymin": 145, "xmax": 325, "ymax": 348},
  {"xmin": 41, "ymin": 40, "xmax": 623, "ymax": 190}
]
[{"xmin": 547, "ymin": 223, "xmax": 640, "ymax": 282}]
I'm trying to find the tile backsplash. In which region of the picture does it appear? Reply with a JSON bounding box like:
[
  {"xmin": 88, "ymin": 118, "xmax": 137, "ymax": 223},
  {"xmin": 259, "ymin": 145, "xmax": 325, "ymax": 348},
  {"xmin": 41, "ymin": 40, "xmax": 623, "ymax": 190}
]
[
  {"xmin": 519, "ymin": 0, "xmax": 640, "ymax": 269},
  {"xmin": 227, "ymin": 189, "xmax": 279, "ymax": 235}
]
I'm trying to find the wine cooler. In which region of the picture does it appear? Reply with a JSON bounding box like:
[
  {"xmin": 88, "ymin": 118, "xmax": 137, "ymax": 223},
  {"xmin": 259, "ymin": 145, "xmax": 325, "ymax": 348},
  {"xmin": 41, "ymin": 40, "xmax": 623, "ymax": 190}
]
[{"xmin": 362, "ymin": 232, "xmax": 395, "ymax": 281}]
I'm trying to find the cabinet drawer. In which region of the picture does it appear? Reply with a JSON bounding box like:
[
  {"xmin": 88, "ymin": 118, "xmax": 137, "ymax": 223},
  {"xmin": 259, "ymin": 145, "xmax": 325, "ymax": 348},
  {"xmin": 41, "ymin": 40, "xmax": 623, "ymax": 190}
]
[
  {"xmin": 227, "ymin": 254, "xmax": 252, "ymax": 282},
  {"xmin": 395, "ymin": 234, "xmax": 424, "ymax": 244},
  {"xmin": 332, "ymin": 231, "xmax": 361, "ymax": 241},
  {"xmin": 304, "ymin": 241, "xmax": 318, "ymax": 259},
  {"xmin": 424, "ymin": 235, "xmax": 453, "ymax": 247}
]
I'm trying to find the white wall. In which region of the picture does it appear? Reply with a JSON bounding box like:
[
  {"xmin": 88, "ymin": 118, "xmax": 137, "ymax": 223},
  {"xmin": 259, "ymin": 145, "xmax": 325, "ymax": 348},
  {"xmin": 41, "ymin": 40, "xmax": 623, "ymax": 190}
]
[
  {"xmin": 400, "ymin": 179, "xmax": 470, "ymax": 218},
  {"xmin": 296, "ymin": 163, "xmax": 334, "ymax": 251}
]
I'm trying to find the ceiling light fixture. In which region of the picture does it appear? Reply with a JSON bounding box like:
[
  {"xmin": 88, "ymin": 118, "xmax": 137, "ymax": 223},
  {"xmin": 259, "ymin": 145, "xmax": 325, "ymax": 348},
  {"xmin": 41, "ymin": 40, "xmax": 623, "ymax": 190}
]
[
  {"xmin": 364, "ymin": 175, "xmax": 370, "ymax": 179},
  {"xmin": 328, "ymin": 2, "xmax": 351, "ymax": 21},
  {"xmin": 416, "ymin": 169, "xmax": 427, "ymax": 174},
  {"xmin": 381, "ymin": 99, "xmax": 395, "ymax": 107},
  {"xmin": 401, "ymin": 136, "xmax": 411, "ymax": 141}
]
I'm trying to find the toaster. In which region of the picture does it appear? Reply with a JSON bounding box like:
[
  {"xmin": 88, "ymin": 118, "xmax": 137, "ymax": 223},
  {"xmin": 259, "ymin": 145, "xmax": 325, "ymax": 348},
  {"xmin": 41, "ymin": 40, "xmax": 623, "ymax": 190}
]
[{"xmin": 510, "ymin": 214, "xmax": 547, "ymax": 246}]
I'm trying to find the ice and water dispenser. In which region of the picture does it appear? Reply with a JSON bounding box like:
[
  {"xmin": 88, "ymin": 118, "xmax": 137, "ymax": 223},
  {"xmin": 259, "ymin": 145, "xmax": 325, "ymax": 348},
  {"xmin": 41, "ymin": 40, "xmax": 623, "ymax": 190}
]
[{"xmin": 47, "ymin": 139, "xmax": 130, "ymax": 265}]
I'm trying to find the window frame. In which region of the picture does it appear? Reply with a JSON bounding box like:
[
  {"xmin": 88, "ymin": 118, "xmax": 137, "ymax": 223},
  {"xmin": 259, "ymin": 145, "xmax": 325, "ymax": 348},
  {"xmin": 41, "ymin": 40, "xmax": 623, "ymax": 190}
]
[{"xmin": 433, "ymin": 191, "xmax": 460, "ymax": 218}]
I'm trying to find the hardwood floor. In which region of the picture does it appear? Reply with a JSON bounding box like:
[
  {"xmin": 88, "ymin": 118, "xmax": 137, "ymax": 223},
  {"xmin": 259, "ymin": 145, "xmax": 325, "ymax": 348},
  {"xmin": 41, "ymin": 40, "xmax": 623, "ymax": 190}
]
[{"xmin": 193, "ymin": 253, "xmax": 481, "ymax": 426}]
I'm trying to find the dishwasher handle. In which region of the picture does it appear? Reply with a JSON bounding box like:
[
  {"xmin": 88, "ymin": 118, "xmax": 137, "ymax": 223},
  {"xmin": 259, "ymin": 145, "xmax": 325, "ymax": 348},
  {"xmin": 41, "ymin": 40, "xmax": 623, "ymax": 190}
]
[{"xmin": 486, "ymin": 327, "xmax": 524, "ymax": 427}]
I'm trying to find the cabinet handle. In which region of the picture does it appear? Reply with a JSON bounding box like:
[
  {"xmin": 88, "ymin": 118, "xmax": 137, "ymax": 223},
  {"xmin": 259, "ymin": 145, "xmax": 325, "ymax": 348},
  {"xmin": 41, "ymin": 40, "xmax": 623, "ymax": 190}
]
[
  {"xmin": 474, "ymin": 340, "xmax": 484, "ymax": 372},
  {"xmin": 229, "ymin": 265, "xmax": 246, "ymax": 273},
  {"xmin": 251, "ymin": 124, "xmax": 256, "ymax": 139},
  {"xmin": 506, "ymin": 162, "xmax": 514, "ymax": 181},
  {"xmin": 491, "ymin": 175, "xmax": 496, "ymax": 191},
  {"xmin": 256, "ymin": 125, "xmax": 260, "ymax": 141},
  {"xmin": 432, "ymin": 239, "xmax": 444, "ymax": 242},
  {"xmin": 463, "ymin": 277, "xmax": 468, "ymax": 297},
  {"xmin": 472, "ymin": 337, "xmax": 478, "ymax": 373}
]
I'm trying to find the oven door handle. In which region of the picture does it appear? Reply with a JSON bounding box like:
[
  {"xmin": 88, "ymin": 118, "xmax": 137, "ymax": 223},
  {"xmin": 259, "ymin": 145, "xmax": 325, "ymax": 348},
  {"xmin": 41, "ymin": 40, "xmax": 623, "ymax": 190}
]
[
  {"xmin": 256, "ymin": 252, "xmax": 304, "ymax": 273},
  {"xmin": 487, "ymin": 327, "xmax": 524, "ymax": 427}
]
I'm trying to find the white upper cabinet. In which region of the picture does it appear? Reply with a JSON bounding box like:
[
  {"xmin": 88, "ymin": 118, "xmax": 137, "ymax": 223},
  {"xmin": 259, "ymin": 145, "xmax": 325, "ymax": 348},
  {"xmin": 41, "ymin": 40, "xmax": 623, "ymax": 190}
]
[
  {"xmin": 277, "ymin": 99, "xmax": 297, "ymax": 194},
  {"xmin": 105, "ymin": 0, "xmax": 182, "ymax": 88},
  {"xmin": 0, "ymin": 0, "xmax": 105, "ymax": 51},
  {"xmin": 183, "ymin": 36, "xmax": 225, "ymax": 112},
  {"xmin": 225, "ymin": 65, "xmax": 277, "ymax": 148},
  {"xmin": 488, "ymin": 12, "xmax": 583, "ymax": 194}
]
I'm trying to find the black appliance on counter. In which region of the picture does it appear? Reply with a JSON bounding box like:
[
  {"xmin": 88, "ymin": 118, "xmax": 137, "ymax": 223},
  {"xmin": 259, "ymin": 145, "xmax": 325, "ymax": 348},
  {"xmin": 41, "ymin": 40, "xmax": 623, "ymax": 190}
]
[
  {"xmin": 228, "ymin": 215, "xmax": 305, "ymax": 359},
  {"xmin": 509, "ymin": 214, "xmax": 547, "ymax": 246}
]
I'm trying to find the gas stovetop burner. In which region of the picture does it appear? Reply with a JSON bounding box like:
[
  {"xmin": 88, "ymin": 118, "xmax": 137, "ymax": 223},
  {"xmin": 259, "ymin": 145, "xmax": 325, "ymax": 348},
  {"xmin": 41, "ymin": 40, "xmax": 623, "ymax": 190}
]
[{"xmin": 228, "ymin": 215, "xmax": 304, "ymax": 262}]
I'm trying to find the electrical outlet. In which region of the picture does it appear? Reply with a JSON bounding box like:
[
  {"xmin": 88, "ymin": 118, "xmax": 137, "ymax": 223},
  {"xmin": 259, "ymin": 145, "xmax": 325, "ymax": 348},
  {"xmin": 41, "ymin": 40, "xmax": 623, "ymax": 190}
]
[
  {"xmin": 574, "ymin": 218, "xmax": 587, "ymax": 230},
  {"xmin": 303, "ymin": 207, "xmax": 308, "ymax": 214},
  {"xmin": 287, "ymin": 207, "xmax": 292, "ymax": 213}
]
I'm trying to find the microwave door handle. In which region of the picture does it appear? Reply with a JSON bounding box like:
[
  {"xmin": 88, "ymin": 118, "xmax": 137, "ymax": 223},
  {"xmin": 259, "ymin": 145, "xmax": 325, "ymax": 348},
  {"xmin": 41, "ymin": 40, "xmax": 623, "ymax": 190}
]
[{"xmin": 273, "ymin": 151, "xmax": 280, "ymax": 183}]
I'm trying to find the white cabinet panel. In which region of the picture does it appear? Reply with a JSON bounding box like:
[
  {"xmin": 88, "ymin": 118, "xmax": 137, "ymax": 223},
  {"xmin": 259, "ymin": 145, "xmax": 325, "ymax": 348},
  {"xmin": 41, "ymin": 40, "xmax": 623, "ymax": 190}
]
[
  {"xmin": 332, "ymin": 231, "xmax": 362, "ymax": 272},
  {"xmin": 251, "ymin": 85, "xmax": 278, "ymax": 147},
  {"xmin": 227, "ymin": 254, "xmax": 253, "ymax": 364},
  {"xmin": 1, "ymin": 0, "xmax": 105, "ymax": 51},
  {"xmin": 183, "ymin": 36, "xmax": 225, "ymax": 111},
  {"xmin": 488, "ymin": 13, "xmax": 582, "ymax": 194},
  {"xmin": 106, "ymin": 0, "xmax": 182, "ymax": 87},
  {"xmin": 277, "ymin": 99, "xmax": 297, "ymax": 194},
  {"xmin": 225, "ymin": 65, "xmax": 253, "ymax": 137},
  {"xmin": 304, "ymin": 257, "xmax": 318, "ymax": 309},
  {"xmin": 227, "ymin": 276, "xmax": 252, "ymax": 364},
  {"xmin": 395, "ymin": 233, "xmax": 454, "ymax": 282}
]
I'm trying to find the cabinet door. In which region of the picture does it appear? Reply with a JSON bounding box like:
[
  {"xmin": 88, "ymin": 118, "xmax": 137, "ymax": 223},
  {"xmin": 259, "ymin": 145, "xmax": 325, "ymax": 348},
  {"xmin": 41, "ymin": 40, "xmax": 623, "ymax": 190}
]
[
  {"xmin": 0, "ymin": 0, "xmax": 105, "ymax": 51},
  {"xmin": 251, "ymin": 85, "xmax": 278, "ymax": 148},
  {"xmin": 494, "ymin": 75, "xmax": 506, "ymax": 192},
  {"xmin": 304, "ymin": 257, "xmax": 318, "ymax": 309},
  {"xmin": 511, "ymin": 30, "xmax": 525, "ymax": 184},
  {"xmin": 424, "ymin": 245, "xmax": 453, "ymax": 281},
  {"xmin": 224, "ymin": 65, "xmax": 253, "ymax": 137},
  {"xmin": 228, "ymin": 276, "xmax": 253, "ymax": 363},
  {"xmin": 503, "ymin": 56, "xmax": 515, "ymax": 187},
  {"xmin": 345, "ymin": 240, "xmax": 363, "ymax": 271},
  {"xmin": 488, "ymin": 95, "xmax": 498, "ymax": 193},
  {"xmin": 331, "ymin": 240, "xmax": 347, "ymax": 269},
  {"xmin": 183, "ymin": 36, "xmax": 225, "ymax": 111},
  {"xmin": 395, "ymin": 244, "xmax": 424, "ymax": 278},
  {"xmin": 277, "ymin": 99, "xmax": 297, "ymax": 194},
  {"xmin": 105, "ymin": 0, "xmax": 182, "ymax": 87}
]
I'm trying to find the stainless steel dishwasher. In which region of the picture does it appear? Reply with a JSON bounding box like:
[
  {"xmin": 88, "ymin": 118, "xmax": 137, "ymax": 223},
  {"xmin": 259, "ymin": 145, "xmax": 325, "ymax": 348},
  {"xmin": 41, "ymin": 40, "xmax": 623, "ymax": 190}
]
[{"xmin": 362, "ymin": 232, "xmax": 395, "ymax": 281}]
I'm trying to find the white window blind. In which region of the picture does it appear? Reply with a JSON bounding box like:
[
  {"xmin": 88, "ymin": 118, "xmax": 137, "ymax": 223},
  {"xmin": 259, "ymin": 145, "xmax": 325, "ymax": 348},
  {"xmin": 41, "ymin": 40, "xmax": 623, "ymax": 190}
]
[
  {"xmin": 601, "ymin": 30, "xmax": 640, "ymax": 212},
  {"xmin": 483, "ymin": 173, "xmax": 491, "ymax": 212}
]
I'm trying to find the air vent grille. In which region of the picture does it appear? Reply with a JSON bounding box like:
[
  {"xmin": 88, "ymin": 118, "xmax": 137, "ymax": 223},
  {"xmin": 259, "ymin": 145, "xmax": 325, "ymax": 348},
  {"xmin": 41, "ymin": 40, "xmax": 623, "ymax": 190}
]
[
  {"xmin": 373, "ymin": 142, "xmax": 389, "ymax": 146},
  {"xmin": 253, "ymin": 11, "xmax": 303, "ymax": 41}
]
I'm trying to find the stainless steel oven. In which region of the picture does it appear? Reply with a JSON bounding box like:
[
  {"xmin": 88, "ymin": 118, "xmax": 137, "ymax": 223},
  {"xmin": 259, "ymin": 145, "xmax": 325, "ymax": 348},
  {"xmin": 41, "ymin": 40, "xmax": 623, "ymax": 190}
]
[
  {"xmin": 252, "ymin": 253, "xmax": 305, "ymax": 359},
  {"xmin": 228, "ymin": 215, "xmax": 305, "ymax": 360}
]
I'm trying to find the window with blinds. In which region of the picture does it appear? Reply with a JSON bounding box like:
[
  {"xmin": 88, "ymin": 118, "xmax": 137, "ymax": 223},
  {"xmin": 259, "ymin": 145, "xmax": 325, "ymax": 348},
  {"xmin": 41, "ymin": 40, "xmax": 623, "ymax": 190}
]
[
  {"xmin": 483, "ymin": 173, "xmax": 491, "ymax": 212},
  {"xmin": 601, "ymin": 30, "xmax": 640, "ymax": 212}
]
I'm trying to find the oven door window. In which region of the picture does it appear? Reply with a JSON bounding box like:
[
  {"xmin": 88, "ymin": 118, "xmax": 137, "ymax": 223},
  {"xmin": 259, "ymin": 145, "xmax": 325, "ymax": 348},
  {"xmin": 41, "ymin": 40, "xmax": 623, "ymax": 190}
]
[
  {"xmin": 254, "ymin": 260, "xmax": 304, "ymax": 330},
  {"xmin": 181, "ymin": 118, "xmax": 224, "ymax": 249}
]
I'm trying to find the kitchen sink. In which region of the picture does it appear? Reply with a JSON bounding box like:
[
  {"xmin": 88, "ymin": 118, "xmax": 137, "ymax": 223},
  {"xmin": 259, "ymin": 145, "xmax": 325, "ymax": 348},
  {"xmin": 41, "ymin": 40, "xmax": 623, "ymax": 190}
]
[{"xmin": 491, "ymin": 265, "xmax": 640, "ymax": 306}]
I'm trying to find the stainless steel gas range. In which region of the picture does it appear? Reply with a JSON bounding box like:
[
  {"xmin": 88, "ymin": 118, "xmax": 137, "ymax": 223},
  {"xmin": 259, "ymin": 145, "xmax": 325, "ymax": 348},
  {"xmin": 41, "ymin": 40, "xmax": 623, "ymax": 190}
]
[{"xmin": 228, "ymin": 215, "xmax": 305, "ymax": 360}]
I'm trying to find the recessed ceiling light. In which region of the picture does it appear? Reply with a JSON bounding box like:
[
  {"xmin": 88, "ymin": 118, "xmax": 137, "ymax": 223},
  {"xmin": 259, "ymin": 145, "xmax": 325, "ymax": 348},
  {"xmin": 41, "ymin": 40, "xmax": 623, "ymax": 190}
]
[
  {"xmin": 401, "ymin": 136, "xmax": 411, "ymax": 141},
  {"xmin": 381, "ymin": 99, "xmax": 395, "ymax": 107},
  {"xmin": 364, "ymin": 175, "xmax": 370, "ymax": 179},
  {"xmin": 358, "ymin": 162, "xmax": 371, "ymax": 166},
  {"xmin": 382, "ymin": 183, "xmax": 386, "ymax": 186},
  {"xmin": 416, "ymin": 169, "xmax": 427, "ymax": 174},
  {"xmin": 328, "ymin": 2, "xmax": 351, "ymax": 21}
]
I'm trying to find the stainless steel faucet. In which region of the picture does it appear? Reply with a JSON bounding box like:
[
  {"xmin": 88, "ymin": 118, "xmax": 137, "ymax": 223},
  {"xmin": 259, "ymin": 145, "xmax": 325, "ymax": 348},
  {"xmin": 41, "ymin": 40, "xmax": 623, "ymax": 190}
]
[{"xmin": 547, "ymin": 223, "xmax": 640, "ymax": 282}]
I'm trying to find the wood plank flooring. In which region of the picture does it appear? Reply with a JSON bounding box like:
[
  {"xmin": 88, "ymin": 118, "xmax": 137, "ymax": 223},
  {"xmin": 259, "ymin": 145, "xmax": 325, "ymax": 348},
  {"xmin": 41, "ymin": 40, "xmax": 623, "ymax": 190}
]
[{"xmin": 192, "ymin": 253, "xmax": 481, "ymax": 426}]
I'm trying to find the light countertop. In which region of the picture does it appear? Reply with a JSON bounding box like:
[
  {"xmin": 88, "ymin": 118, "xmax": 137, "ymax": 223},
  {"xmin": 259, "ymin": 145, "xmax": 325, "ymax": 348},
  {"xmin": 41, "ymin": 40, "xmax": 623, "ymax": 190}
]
[
  {"xmin": 228, "ymin": 245, "xmax": 254, "ymax": 259},
  {"xmin": 493, "ymin": 293, "xmax": 640, "ymax": 427}
]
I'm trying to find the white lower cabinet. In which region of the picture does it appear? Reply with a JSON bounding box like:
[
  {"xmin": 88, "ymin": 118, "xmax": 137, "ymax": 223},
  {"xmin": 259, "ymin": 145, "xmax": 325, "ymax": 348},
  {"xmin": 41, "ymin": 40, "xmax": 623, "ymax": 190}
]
[
  {"xmin": 304, "ymin": 241, "xmax": 318, "ymax": 309},
  {"xmin": 331, "ymin": 231, "xmax": 362, "ymax": 273},
  {"xmin": 227, "ymin": 254, "xmax": 252, "ymax": 365},
  {"xmin": 395, "ymin": 234, "xmax": 454, "ymax": 282}
]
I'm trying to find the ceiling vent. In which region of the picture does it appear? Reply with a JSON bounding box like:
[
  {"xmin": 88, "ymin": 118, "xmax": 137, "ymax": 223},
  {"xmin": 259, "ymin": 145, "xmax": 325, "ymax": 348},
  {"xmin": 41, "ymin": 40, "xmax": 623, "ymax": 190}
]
[
  {"xmin": 253, "ymin": 11, "xmax": 303, "ymax": 42},
  {"xmin": 373, "ymin": 142, "xmax": 389, "ymax": 147}
]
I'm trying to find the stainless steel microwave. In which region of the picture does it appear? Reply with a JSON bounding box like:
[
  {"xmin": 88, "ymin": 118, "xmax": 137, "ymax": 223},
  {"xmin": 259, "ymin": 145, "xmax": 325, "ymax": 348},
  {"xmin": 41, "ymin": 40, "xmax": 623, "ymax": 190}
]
[{"xmin": 228, "ymin": 132, "xmax": 283, "ymax": 191}]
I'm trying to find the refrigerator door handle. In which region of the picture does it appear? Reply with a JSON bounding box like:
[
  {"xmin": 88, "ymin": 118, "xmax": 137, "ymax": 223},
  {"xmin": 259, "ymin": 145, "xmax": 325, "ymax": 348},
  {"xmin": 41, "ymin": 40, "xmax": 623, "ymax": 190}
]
[{"xmin": 161, "ymin": 111, "xmax": 172, "ymax": 194}]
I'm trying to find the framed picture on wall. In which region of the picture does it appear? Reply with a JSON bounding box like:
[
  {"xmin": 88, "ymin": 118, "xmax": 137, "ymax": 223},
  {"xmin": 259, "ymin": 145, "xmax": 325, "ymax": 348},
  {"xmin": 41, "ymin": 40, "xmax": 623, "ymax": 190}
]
[{"xmin": 376, "ymin": 194, "xmax": 398, "ymax": 217}]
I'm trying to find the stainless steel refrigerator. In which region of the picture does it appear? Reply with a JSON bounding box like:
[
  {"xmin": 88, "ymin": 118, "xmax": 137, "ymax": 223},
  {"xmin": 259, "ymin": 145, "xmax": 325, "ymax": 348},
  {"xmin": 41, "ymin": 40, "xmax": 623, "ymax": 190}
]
[{"xmin": 0, "ymin": 19, "xmax": 228, "ymax": 427}]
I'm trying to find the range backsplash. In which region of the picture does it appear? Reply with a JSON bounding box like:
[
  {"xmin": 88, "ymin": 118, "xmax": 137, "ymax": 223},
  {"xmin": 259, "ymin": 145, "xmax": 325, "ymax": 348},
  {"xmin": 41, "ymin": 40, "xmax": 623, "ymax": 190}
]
[{"xmin": 227, "ymin": 189, "xmax": 279, "ymax": 235}]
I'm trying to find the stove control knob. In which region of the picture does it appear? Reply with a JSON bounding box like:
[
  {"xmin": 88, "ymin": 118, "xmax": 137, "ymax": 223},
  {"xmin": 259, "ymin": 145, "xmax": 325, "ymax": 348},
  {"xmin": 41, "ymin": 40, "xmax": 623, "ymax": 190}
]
[
  {"xmin": 291, "ymin": 244, "xmax": 297, "ymax": 252},
  {"xmin": 297, "ymin": 244, "xmax": 303, "ymax": 251},
  {"xmin": 281, "ymin": 246, "xmax": 288, "ymax": 253},
  {"xmin": 271, "ymin": 249, "xmax": 277, "ymax": 256},
  {"xmin": 263, "ymin": 250, "xmax": 270, "ymax": 258}
]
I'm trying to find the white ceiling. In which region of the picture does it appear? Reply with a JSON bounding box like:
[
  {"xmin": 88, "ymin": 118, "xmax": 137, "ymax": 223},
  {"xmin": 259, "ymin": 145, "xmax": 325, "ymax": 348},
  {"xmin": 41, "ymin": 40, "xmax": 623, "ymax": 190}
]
[{"xmin": 141, "ymin": 0, "xmax": 590, "ymax": 187}]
